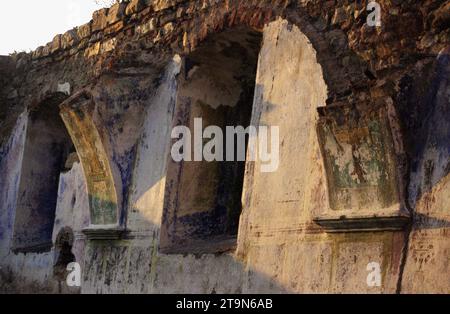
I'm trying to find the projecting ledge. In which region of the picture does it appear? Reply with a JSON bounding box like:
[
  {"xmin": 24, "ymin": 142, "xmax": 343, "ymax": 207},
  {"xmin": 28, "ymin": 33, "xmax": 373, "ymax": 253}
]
[
  {"xmin": 82, "ymin": 225, "xmax": 127, "ymax": 240},
  {"xmin": 11, "ymin": 241, "xmax": 53, "ymax": 254},
  {"xmin": 313, "ymin": 208, "xmax": 411, "ymax": 233},
  {"xmin": 159, "ymin": 236, "xmax": 237, "ymax": 255}
]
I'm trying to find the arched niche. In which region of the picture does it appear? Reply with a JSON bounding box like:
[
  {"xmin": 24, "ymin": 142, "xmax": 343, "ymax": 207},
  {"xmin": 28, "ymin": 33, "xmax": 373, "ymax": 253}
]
[
  {"xmin": 12, "ymin": 93, "xmax": 73, "ymax": 253},
  {"xmin": 160, "ymin": 27, "xmax": 262, "ymax": 254},
  {"xmin": 59, "ymin": 90, "xmax": 123, "ymax": 239}
]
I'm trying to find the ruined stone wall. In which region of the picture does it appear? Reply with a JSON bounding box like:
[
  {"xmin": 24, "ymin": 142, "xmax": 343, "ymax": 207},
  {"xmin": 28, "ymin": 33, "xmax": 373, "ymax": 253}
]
[{"xmin": 0, "ymin": 0, "xmax": 449, "ymax": 293}]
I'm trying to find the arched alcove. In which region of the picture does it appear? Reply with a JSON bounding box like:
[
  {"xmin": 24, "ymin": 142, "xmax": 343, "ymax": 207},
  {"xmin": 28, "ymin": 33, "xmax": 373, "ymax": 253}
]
[
  {"xmin": 160, "ymin": 27, "xmax": 263, "ymax": 254},
  {"xmin": 12, "ymin": 93, "xmax": 74, "ymax": 253}
]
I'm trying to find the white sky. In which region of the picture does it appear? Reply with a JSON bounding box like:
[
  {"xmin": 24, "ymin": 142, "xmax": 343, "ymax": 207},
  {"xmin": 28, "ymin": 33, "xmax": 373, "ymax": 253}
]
[{"xmin": 0, "ymin": 1, "xmax": 107, "ymax": 55}]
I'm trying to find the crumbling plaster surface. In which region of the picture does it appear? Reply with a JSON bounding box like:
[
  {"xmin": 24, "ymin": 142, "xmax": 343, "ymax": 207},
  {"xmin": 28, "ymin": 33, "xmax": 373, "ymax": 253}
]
[
  {"xmin": 0, "ymin": 113, "xmax": 27, "ymax": 256},
  {"xmin": 0, "ymin": 0, "xmax": 449, "ymax": 293},
  {"xmin": 400, "ymin": 49, "xmax": 450, "ymax": 294}
]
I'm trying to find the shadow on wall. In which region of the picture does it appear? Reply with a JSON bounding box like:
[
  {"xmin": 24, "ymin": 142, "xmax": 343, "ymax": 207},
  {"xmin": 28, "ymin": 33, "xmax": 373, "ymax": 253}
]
[
  {"xmin": 401, "ymin": 48, "xmax": 450, "ymax": 209},
  {"xmin": 414, "ymin": 214, "xmax": 450, "ymax": 229}
]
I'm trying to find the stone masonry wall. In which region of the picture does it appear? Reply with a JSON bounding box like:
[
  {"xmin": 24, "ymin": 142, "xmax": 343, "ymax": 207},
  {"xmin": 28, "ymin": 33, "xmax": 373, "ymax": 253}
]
[{"xmin": 0, "ymin": 0, "xmax": 449, "ymax": 293}]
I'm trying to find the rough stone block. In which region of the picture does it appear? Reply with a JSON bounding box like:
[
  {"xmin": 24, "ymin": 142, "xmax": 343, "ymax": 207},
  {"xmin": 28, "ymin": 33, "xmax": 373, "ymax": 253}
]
[
  {"xmin": 50, "ymin": 34, "xmax": 61, "ymax": 53},
  {"xmin": 126, "ymin": 0, "xmax": 145, "ymax": 16},
  {"xmin": 92, "ymin": 8, "xmax": 109, "ymax": 32},
  {"xmin": 107, "ymin": 2, "xmax": 127, "ymax": 25},
  {"xmin": 61, "ymin": 29, "xmax": 79, "ymax": 50},
  {"xmin": 77, "ymin": 22, "xmax": 91, "ymax": 39}
]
